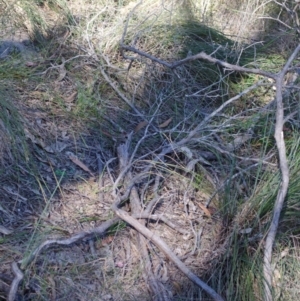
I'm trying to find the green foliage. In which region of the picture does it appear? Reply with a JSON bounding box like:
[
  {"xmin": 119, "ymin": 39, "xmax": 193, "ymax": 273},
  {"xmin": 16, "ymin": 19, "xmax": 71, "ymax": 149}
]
[
  {"xmin": 72, "ymin": 87, "xmax": 101, "ymax": 119},
  {"xmin": 0, "ymin": 56, "xmax": 33, "ymax": 79}
]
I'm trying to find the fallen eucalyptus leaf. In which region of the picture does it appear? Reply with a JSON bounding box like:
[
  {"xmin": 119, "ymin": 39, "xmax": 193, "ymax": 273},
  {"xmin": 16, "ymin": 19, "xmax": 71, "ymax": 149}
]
[
  {"xmin": 158, "ymin": 117, "xmax": 172, "ymax": 128},
  {"xmin": 0, "ymin": 225, "xmax": 13, "ymax": 235},
  {"xmin": 197, "ymin": 202, "xmax": 212, "ymax": 218},
  {"xmin": 66, "ymin": 151, "xmax": 94, "ymax": 176},
  {"xmin": 64, "ymin": 91, "xmax": 77, "ymax": 103},
  {"xmin": 239, "ymin": 228, "xmax": 252, "ymax": 234},
  {"xmin": 134, "ymin": 120, "xmax": 148, "ymax": 133}
]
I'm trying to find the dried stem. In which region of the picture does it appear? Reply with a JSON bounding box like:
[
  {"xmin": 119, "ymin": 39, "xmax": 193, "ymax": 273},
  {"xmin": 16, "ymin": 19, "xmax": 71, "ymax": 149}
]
[
  {"xmin": 263, "ymin": 43, "xmax": 300, "ymax": 301},
  {"xmin": 8, "ymin": 262, "xmax": 23, "ymax": 301},
  {"xmin": 20, "ymin": 217, "xmax": 120, "ymax": 270},
  {"xmin": 113, "ymin": 137, "xmax": 224, "ymax": 301},
  {"xmin": 120, "ymin": 44, "xmax": 276, "ymax": 79}
]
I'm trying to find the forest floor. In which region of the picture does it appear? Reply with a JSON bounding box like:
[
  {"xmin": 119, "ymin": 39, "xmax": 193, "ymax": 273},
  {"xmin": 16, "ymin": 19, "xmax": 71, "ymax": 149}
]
[{"xmin": 1, "ymin": 1, "xmax": 300, "ymax": 301}]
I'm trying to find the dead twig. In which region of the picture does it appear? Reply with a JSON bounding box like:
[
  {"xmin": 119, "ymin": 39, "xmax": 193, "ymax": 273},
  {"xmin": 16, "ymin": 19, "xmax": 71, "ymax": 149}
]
[
  {"xmin": 117, "ymin": 136, "xmax": 171, "ymax": 301},
  {"xmin": 120, "ymin": 35, "xmax": 300, "ymax": 301},
  {"xmin": 116, "ymin": 80, "xmax": 268, "ymax": 199},
  {"xmin": 263, "ymin": 43, "xmax": 300, "ymax": 301},
  {"xmin": 113, "ymin": 136, "xmax": 224, "ymax": 301},
  {"xmin": 132, "ymin": 213, "xmax": 189, "ymax": 235},
  {"xmin": 120, "ymin": 44, "xmax": 276, "ymax": 79},
  {"xmin": 20, "ymin": 217, "xmax": 120, "ymax": 269},
  {"xmin": 112, "ymin": 198, "xmax": 224, "ymax": 301},
  {"xmin": 8, "ymin": 262, "xmax": 23, "ymax": 301},
  {"xmin": 98, "ymin": 65, "xmax": 145, "ymax": 119}
]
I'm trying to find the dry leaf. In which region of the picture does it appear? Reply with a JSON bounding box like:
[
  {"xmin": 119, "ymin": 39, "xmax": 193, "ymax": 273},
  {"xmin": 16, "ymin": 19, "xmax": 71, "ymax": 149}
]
[
  {"xmin": 197, "ymin": 202, "xmax": 212, "ymax": 217},
  {"xmin": 115, "ymin": 261, "xmax": 124, "ymax": 268},
  {"xmin": 25, "ymin": 61, "xmax": 38, "ymax": 67},
  {"xmin": 24, "ymin": 128, "xmax": 46, "ymax": 148},
  {"xmin": 45, "ymin": 142, "xmax": 68, "ymax": 153},
  {"xmin": 158, "ymin": 117, "xmax": 172, "ymax": 128},
  {"xmin": 101, "ymin": 236, "xmax": 114, "ymax": 246},
  {"xmin": 134, "ymin": 120, "xmax": 148, "ymax": 133},
  {"xmin": 57, "ymin": 65, "xmax": 67, "ymax": 81},
  {"xmin": 239, "ymin": 228, "xmax": 252, "ymax": 234},
  {"xmin": 66, "ymin": 151, "xmax": 94, "ymax": 176},
  {"xmin": 0, "ymin": 225, "xmax": 13, "ymax": 235},
  {"xmin": 64, "ymin": 91, "xmax": 77, "ymax": 103}
]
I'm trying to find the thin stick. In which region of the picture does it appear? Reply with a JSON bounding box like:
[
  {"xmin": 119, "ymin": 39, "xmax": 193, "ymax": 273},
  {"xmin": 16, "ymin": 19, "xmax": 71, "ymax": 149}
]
[
  {"xmin": 117, "ymin": 140, "xmax": 170, "ymax": 301},
  {"xmin": 112, "ymin": 200, "xmax": 224, "ymax": 301},
  {"xmin": 120, "ymin": 44, "xmax": 276, "ymax": 79},
  {"xmin": 121, "ymin": 36, "xmax": 299, "ymax": 301},
  {"xmin": 8, "ymin": 262, "xmax": 23, "ymax": 301},
  {"xmin": 20, "ymin": 217, "xmax": 120, "ymax": 269}
]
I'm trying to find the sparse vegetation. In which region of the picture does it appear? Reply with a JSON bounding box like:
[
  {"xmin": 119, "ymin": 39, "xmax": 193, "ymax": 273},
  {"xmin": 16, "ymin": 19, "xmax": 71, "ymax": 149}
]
[{"xmin": 1, "ymin": 0, "xmax": 300, "ymax": 300}]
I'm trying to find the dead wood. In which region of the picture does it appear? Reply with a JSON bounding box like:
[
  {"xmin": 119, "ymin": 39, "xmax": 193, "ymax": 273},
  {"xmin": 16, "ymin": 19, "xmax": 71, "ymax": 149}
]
[
  {"xmin": 263, "ymin": 43, "xmax": 300, "ymax": 301},
  {"xmin": 7, "ymin": 217, "xmax": 120, "ymax": 299},
  {"xmin": 112, "ymin": 135, "xmax": 224, "ymax": 301},
  {"xmin": 8, "ymin": 24, "xmax": 298, "ymax": 301},
  {"xmin": 20, "ymin": 217, "xmax": 120, "ymax": 270},
  {"xmin": 117, "ymin": 135, "xmax": 172, "ymax": 301},
  {"xmin": 8, "ymin": 263, "xmax": 23, "ymax": 301},
  {"xmin": 120, "ymin": 44, "xmax": 276, "ymax": 79},
  {"xmin": 119, "ymin": 38, "xmax": 300, "ymax": 300},
  {"xmin": 112, "ymin": 196, "xmax": 224, "ymax": 301}
]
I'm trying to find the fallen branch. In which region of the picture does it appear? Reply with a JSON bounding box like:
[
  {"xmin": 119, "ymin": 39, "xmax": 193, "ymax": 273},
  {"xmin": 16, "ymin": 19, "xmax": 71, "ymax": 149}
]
[
  {"xmin": 120, "ymin": 35, "xmax": 300, "ymax": 300},
  {"xmin": 117, "ymin": 136, "xmax": 172, "ymax": 301},
  {"xmin": 263, "ymin": 43, "xmax": 300, "ymax": 301},
  {"xmin": 112, "ymin": 197, "xmax": 224, "ymax": 301},
  {"xmin": 7, "ymin": 216, "xmax": 119, "ymax": 300},
  {"xmin": 20, "ymin": 217, "xmax": 120, "ymax": 269},
  {"xmin": 134, "ymin": 213, "xmax": 190, "ymax": 235},
  {"xmin": 8, "ymin": 262, "xmax": 23, "ymax": 301},
  {"xmin": 120, "ymin": 44, "xmax": 276, "ymax": 79},
  {"xmin": 110, "ymin": 133, "xmax": 224, "ymax": 300}
]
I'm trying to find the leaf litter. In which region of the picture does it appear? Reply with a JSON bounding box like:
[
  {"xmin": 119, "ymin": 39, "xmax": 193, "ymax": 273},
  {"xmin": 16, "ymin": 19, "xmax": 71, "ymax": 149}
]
[{"xmin": 0, "ymin": 7, "xmax": 228, "ymax": 301}]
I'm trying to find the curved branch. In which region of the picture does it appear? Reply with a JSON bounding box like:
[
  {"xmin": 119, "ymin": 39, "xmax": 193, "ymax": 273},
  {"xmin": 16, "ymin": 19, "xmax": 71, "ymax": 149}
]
[
  {"xmin": 263, "ymin": 43, "xmax": 300, "ymax": 301},
  {"xmin": 120, "ymin": 44, "xmax": 276, "ymax": 79},
  {"xmin": 20, "ymin": 217, "xmax": 120, "ymax": 269},
  {"xmin": 8, "ymin": 262, "xmax": 23, "ymax": 301},
  {"xmin": 112, "ymin": 201, "xmax": 224, "ymax": 301}
]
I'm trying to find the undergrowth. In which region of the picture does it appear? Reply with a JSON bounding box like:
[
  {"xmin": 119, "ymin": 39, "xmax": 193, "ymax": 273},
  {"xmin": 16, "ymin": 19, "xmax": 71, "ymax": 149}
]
[{"xmin": 1, "ymin": 0, "xmax": 300, "ymax": 300}]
